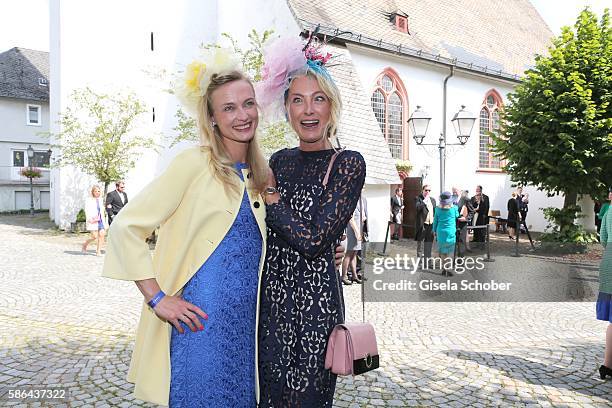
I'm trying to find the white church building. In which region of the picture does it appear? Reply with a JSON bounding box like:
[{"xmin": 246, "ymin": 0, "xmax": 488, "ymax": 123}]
[{"xmin": 49, "ymin": 0, "xmax": 598, "ymax": 240}]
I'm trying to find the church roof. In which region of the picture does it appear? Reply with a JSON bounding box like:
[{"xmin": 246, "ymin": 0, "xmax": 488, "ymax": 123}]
[{"xmin": 287, "ymin": 0, "xmax": 553, "ymax": 80}]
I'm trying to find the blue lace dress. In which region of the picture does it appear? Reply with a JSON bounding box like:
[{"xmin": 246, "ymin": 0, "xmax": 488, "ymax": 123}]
[
  {"xmin": 258, "ymin": 148, "xmax": 366, "ymax": 408},
  {"xmin": 169, "ymin": 163, "xmax": 261, "ymax": 407}
]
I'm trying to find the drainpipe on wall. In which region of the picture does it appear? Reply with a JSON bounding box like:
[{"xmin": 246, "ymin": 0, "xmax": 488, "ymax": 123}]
[{"xmin": 440, "ymin": 66, "xmax": 454, "ymax": 192}]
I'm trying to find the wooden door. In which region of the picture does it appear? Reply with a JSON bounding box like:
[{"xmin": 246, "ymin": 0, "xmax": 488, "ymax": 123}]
[{"xmin": 402, "ymin": 177, "xmax": 422, "ymax": 238}]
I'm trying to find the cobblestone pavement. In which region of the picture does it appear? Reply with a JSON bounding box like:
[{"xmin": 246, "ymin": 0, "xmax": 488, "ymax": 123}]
[{"xmin": 0, "ymin": 216, "xmax": 611, "ymax": 407}]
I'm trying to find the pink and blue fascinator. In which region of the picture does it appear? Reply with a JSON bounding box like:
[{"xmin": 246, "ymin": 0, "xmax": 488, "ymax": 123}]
[{"xmin": 255, "ymin": 33, "xmax": 334, "ymax": 120}]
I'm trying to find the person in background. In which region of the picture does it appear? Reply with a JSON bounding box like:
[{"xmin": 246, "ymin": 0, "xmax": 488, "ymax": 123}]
[
  {"xmin": 106, "ymin": 180, "xmax": 128, "ymax": 226},
  {"xmin": 456, "ymin": 189, "xmax": 471, "ymax": 256},
  {"xmin": 507, "ymin": 191, "xmax": 521, "ymax": 240},
  {"xmin": 415, "ymin": 184, "xmax": 436, "ymax": 266},
  {"xmin": 596, "ymin": 186, "xmax": 612, "ymax": 380},
  {"xmin": 596, "ymin": 199, "xmax": 603, "ymax": 236},
  {"xmin": 433, "ymin": 191, "xmax": 461, "ymax": 276},
  {"xmin": 82, "ymin": 185, "xmax": 107, "ymax": 256},
  {"xmin": 471, "ymin": 185, "xmax": 490, "ymax": 247},
  {"xmin": 517, "ymin": 186, "xmax": 529, "ymax": 233},
  {"xmin": 451, "ymin": 186, "xmax": 460, "ymax": 206},
  {"xmin": 598, "ymin": 190, "xmax": 612, "ymax": 231},
  {"xmin": 391, "ymin": 187, "xmax": 404, "ymax": 240},
  {"xmin": 341, "ymin": 192, "xmax": 367, "ymax": 285}
]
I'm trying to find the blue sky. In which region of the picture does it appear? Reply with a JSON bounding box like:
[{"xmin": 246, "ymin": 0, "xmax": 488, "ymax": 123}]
[{"xmin": 0, "ymin": 1, "xmax": 610, "ymax": 53}]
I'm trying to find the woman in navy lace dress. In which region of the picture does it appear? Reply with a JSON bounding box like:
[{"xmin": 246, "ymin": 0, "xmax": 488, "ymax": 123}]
[{"xmin": 256, "ymin": 38, "xmax": 366, "ymax": 407}]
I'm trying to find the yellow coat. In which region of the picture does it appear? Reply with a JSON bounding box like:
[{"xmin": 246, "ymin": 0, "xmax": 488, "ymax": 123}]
[{"xmin": 102, "ymin": 146, "xmax": 267, "ymax": 406}]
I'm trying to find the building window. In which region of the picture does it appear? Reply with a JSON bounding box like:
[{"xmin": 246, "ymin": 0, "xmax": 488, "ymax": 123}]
[
  {"xmin": 13, "ymin": 151, "xmax": 25, "ymax": 167},
  {"xmin": 31, "ymin": 151, "xmax": 51, "ymax": 168},
  {"xmin": 371, "ymin": 89, "xmax": 386, "ymax": 133},
  {"xmin": 478, "ymin": 91, "xmax": 503, "ymax": 169},
  {"xmin": 387, "ymin": 93, "xmax": 403, "ymax": 159},
  {"xmin": 26, "ymin": 104, "xmax": 41, "ymax": 126},
  {"xmin": 38, "ymin": 78, "xmax": 48, "ymax": 86},
  {"xmin": 395, "ymin": 15, "xmax": 408, "ymax": 33},
  {"xmin": 370, "ymin": 70, "xmax": 408, "ymax": 160}
]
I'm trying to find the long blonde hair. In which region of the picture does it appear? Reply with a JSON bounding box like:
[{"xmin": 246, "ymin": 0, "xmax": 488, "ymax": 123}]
[
  {"xmin": 285, "ymin": 69, "xmax": 343, "ymax": 149},
  {"xmin": 196, "ymin": 71, "xmax": 268, "ymax": 196}
]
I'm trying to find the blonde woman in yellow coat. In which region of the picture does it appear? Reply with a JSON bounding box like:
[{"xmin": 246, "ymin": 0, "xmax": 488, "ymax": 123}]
[{"xmin": 102, "ymin": 52, "xmax": 270, "ymax": 406}]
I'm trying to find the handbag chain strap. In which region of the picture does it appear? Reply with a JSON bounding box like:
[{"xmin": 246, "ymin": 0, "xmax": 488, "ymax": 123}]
[
  {"xmin": 323, "ymin": 148, "xmax": 366, "ymax": 324},
  {"xmin": 359, "ymin": 195, "xmax": 365, "ymax": 323},
  {"xmin": 322, "ymin": 149, "xmax": 344, "ymax": 188}
]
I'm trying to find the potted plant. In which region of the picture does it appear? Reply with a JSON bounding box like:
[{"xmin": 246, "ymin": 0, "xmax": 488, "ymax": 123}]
[
  {"xmin": 395, "ymin": 159, "xmax": 413, "ymax": 180},
  {"xmin": 20, "ymin": 167, "xmax": 43, "ymax": 179},
  {"xmin": 71, "ymin": 208, "xmax": 87, "ymax": 233}
]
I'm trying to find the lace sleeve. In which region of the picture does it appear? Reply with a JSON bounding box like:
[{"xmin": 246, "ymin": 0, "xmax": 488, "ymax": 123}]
[{"xmin": 266, "ymin": 151, "xmax": 366, "ymax": 259}]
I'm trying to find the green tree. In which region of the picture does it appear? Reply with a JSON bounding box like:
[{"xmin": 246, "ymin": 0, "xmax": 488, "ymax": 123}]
[
  {"xmin": 50, "ymin": 87, "xmax": 156, "ymax": 198},
  {"xmin": 170, "ymin": 29, "xmax": 295, "ymax": 155},
  {"xmin": 493, "ymin": 8, "xmax": 611, "ymax": 217},
  {"xmin": 220, "ymin": 30, "xmax": 273, "ymax": 82}
]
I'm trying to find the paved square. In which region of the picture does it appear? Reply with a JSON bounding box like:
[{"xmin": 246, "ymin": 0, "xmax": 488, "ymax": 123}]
[{"xmin": 0, "ymin": 216, "xmax": 610, "ymax": 407}]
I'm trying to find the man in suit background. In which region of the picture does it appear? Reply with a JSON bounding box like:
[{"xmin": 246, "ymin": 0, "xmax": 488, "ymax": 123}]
[
  {"xmin": 390, "ymin": 187, "xmax": 404, "ymax": 240},
  {"xmin": 415, "ymin": 184, "xmax": 436, "ymax": 263},
  {"xmin": 516, "ymin": 186, "xmax": 529, "ymax": 233},
  {"xmin": 470, "ymin": 185, "xmax": 490, "ymax": 246},
  {"xmin": 106, "ymin": 180, "xmax": 128, "ymax": 225}
]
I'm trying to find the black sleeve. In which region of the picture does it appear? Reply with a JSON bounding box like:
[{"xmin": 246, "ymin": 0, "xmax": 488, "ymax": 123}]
[
  {"xmin": 415, "ymin": 196, "xmax": 425, "ymax": 211},
  {"xmin": 482, "ymin": 198, "xmax": 490, "ymax": 220},
  {"xmin": 106, "ymin": 193, "xmax": 114, "ymax": 215}
]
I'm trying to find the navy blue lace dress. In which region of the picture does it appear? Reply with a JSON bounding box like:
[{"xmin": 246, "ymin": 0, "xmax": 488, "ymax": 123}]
[
  {"xmin": 258, "ymin": 148, "xmax": 366, "ymax": 407},
  {"xmin": 169, "ymin": 163, "xmax": 261, "ymax": 407}
]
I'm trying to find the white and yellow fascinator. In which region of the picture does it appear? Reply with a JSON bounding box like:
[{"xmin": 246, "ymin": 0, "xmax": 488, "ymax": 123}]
[{"xmin": 174, "ymin": 47, "xmax": 242, "ymax": 116}]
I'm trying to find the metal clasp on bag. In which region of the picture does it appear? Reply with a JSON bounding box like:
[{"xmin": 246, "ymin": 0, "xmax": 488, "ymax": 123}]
[{"xmin": 364, "ymin": 353, "xmax": 373, "ymax": 368}]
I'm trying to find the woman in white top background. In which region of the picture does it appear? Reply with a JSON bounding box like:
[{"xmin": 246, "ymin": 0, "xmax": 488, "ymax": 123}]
[{"xmin": 82, "ymin": 184, "xmax": 107, "ymax": 256}]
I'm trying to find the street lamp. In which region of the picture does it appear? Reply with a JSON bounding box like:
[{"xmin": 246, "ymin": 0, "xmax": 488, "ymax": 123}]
[
  {"xmin": 408, "ymin": 105, "xmax": 476, "ymax": 192},
  {"xmin": 408, "ymin": 106, "xmax": 431, "ymax": 145},
  {"xmin": 26, "ymin": 144, "xmax": 35, "ymax": 216},
  {"xmin": 452, "ymin": 105, "xmax": 477, "ymax": 145}
]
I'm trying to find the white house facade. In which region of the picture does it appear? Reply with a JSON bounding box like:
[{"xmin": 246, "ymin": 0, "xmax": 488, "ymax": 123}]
[
  {"xmin": 48, "ymin": 0, "xmax": 598, "ymax": 235},
  {"xmin": 0, "ymin": 47, "xmax": 52, "ymax": 212}
]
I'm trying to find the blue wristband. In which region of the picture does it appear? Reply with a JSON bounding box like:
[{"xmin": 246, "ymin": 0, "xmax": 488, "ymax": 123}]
[{"xmin": 148, "ymin": 290, "xmax": 165, "ymax": 309}]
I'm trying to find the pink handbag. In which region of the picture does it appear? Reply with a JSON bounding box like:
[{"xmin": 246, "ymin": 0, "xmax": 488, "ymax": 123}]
[
  {"xmin": 325, "ymin": 322, "xmax": 379, "ymax": 375},
  {"xmin": 321, "ymin": 149, "xmax": 380, "ymax": 376}
]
